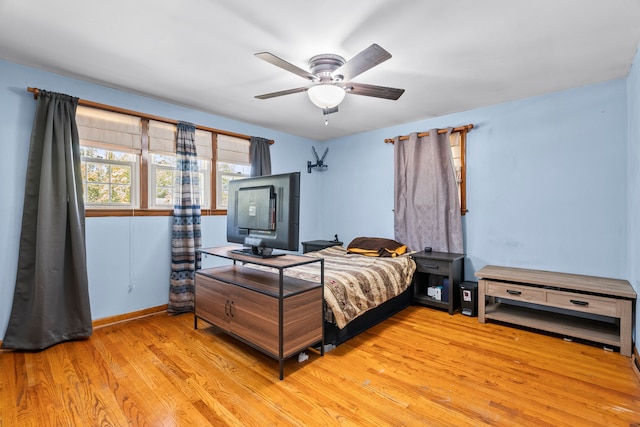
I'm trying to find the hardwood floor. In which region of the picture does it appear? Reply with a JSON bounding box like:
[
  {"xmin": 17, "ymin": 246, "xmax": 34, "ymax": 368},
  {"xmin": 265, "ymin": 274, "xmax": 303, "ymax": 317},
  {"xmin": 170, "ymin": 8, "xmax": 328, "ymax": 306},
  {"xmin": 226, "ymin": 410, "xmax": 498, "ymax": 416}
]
[{"xmin": 1, "ymin": 306, "xmax": 639, "ymax": 426}]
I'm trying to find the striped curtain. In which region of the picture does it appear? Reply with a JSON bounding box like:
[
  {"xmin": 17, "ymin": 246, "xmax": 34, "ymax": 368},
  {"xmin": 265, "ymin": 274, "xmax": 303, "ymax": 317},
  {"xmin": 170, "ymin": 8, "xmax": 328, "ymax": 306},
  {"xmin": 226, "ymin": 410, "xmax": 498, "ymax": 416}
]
[{"xmin": 169, "ymin": 122, "xmax": 201, "ymax": 313}]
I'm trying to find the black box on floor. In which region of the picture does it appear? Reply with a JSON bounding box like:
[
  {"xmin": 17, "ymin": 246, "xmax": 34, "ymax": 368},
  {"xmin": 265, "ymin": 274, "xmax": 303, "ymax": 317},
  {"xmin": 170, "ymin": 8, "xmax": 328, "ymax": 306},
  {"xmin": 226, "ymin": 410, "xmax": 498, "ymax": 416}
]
[{"xmin": 460, "ymin": 281, "xmax": 478, "ymax": 317}]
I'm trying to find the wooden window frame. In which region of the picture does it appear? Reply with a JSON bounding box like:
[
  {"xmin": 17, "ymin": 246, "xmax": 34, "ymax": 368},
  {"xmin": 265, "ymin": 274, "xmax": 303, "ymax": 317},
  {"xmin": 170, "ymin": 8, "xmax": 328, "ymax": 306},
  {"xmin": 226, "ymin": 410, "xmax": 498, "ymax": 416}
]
[
  {"xmin": 25, "ymin": 88, "xmax": 270, "ymax": 218},
  {"xmin": 84, "ymin": 120, "xmax": 222, "ymax": 218}
]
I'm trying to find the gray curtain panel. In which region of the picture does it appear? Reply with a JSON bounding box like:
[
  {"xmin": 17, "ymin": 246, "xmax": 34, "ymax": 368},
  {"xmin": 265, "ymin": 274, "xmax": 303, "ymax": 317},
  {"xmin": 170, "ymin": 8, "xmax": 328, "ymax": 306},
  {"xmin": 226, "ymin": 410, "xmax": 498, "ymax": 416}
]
[
  {"xmin": 250, "ymin": 136, "xmax": 272, "ymax": 176},
  {"xmin": 2, "ymin": 90, "xmax": 92, "ymax": 350},
  {"xmin": 168, "ymin": 122, "xmax": 201, "ymax": 313},
  {"xmin": 394, "ymin": 129, "xmax": 463, "ymax": 254}
]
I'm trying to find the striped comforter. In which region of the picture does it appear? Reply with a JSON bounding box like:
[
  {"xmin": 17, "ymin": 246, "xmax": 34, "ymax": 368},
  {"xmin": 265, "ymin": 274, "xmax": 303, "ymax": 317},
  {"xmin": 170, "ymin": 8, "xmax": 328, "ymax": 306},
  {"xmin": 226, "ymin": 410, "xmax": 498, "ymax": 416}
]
[{"xmin": 251, "ymin": 245, "xmax": 416, "ymax": 329}]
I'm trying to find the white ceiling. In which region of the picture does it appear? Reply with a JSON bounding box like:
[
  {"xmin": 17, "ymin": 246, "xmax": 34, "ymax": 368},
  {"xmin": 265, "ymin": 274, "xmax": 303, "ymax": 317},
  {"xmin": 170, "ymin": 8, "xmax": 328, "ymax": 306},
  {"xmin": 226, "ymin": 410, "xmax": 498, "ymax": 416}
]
[{"xmin": 1, "ymin": 0, "xmax": 640, "ymax": 141}]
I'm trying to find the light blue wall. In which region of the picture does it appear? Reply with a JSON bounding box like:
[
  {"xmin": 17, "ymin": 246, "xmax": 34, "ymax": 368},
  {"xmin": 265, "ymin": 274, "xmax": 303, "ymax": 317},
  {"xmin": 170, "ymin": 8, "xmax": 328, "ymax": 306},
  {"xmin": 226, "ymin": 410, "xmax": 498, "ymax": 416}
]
[
  {"xmin": 0, "ymin": 60, "xmax": 319, "ymax": 336},
  {"xmin": 627, "ymin": 45, "xmax": 640, "ymax": 342},
  {"xmin": 323, "ymin": 79, "xmax": 629, "ymax": 280}
]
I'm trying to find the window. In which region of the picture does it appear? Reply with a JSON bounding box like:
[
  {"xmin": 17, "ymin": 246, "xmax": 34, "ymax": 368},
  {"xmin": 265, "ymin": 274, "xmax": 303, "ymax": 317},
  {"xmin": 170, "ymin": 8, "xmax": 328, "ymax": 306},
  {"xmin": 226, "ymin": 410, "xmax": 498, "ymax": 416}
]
[
  {"xmin": 449, "ymin": 132, "xmax": 464, "ymax": 213},
  {"xmin": 216, "ymin": 162, "xmax": 250, "ymax": 208},
  {"xmin": 149, "ymin": 153, "xmax": 175, "ymax": 207},
  {"xmin": 451, "ymin": 129, "xmax": 470, "ymax": 215},
  {"xmin": 75, "ymin": 105, "xmax": 258, "ymax": 216},
  {"xmin": 147, "ymin": 120, "xmax": 212, "ymax": 209},
  {"xmin": 81, "ymin": 147, "xmax": 139, "ymax": 207},
  {"xmin": 76, "ymin": 106, "xmax": 142, "ymax": 209},
  {"xmin": 149, "ymin": 154, "xmax": 212, "ymax": 209},
  {"xmin": 215, "ymin": 135, "xmax": 251, "ymax": 209}
]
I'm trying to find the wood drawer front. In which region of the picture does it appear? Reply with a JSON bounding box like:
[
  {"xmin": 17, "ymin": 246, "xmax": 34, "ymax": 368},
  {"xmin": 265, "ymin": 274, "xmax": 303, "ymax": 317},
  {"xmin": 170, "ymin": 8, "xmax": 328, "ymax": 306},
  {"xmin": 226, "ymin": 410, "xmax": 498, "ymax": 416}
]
[
  {"xmin": 485, "ymin": 281, "xmax": 545, "ymax": 303},
  {"xmin": 231, "ymin": 286, "xmax": 279, "ymax": 355},
  {"xmin": 414, "ymin": 258, "xmax": 450, "ymax": 274},
  {"xmin": 545, "ymin": 290, "xmax": 620, "ymax": 317},
  {"xmin": 196, "ymin": 275, "xmax": 231, "ymax": 329}
]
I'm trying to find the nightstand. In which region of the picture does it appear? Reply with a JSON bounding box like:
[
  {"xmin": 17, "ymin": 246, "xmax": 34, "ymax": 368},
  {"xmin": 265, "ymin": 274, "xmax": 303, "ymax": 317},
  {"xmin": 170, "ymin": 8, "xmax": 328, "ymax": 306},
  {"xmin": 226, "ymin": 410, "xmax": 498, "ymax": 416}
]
[
  {"xmin": 301, "ymin": 240, "xmax": 343, "ymax": 253},
  {"xmin": 411, "ymin": 251, "xmax": 464, "ymax": 314}
]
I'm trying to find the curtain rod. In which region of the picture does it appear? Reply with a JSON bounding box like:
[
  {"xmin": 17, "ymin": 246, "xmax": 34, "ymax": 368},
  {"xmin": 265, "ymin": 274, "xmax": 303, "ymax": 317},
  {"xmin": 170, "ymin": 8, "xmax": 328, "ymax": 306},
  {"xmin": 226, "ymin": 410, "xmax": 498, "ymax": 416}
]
[
  {"xmin": 384, "ymin": 124, "xmax": 474, "ymax": 144},
  {"xmin": 27, "ymin": 87, "xmax": 273, "ymax": 144}
]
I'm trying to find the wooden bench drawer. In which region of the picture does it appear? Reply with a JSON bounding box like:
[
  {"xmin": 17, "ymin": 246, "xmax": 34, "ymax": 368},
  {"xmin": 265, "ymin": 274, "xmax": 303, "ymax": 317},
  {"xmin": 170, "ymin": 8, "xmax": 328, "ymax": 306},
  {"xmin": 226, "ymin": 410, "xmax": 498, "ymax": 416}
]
[
  {"xmin": 485, "ymin": 281, "xmax": 545, "ymax": 303},
  {"xmin": 546, "ymin": 290, "xmax": 620, "ymax": 317}
]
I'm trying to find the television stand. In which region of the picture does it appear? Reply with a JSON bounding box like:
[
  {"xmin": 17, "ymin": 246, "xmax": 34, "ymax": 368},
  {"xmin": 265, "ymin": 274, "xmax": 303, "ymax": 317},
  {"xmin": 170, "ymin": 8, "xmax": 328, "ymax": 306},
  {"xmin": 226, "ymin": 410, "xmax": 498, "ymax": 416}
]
[
  {"xmin": 475, "ymin": 265, "xmax": 636, "ymax": 356},
  {"xmin": 195, "ymin": 245, "xmax": 324, "ymax": 379}
]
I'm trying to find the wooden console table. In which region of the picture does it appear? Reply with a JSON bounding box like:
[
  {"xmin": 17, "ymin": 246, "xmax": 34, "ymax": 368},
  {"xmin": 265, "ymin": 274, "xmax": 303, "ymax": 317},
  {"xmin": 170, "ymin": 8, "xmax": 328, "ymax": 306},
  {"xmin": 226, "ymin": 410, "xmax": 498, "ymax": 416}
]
[
  {"xmin": 475, "ymin": 265, "xmax": 636, "ymax": 356},
  {"xmin": 195, "ymin": 246, "xmax": 324, "ymax": 379}
]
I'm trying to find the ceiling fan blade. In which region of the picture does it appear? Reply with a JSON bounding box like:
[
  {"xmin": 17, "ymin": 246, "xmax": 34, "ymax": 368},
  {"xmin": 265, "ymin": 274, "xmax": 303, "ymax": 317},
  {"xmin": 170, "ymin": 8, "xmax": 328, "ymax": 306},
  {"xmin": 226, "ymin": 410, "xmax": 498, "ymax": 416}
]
[
  {"xmin": 255, "ymin": 52, "xmax": 318, "ymax": 82},
  {"xmin": 255, "ymin": 87, "xmax": 308, "ymax": 100},
  {"xmin": 342, "ymin": 82, "xmax": 405, "ymax": 100},
  {"xmin": 332, "ymin": 44, "xmax": 392, "ymax": 81}
]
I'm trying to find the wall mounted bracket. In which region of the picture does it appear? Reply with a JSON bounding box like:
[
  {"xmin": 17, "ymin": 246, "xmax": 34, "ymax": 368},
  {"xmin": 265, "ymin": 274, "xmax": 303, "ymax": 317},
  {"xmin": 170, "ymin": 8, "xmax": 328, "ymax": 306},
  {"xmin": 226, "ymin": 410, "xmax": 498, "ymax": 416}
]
[{"xmin": 308, "ymin": 146, "xmax": 329, "ymax": 173}]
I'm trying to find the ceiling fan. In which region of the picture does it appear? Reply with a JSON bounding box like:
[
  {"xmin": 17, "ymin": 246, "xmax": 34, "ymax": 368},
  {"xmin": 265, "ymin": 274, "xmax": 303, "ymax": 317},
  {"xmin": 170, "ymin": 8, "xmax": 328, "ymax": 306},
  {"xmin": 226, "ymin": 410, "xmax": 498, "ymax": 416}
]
[{"xmin": 254, "ymin": 44, "xmax": 405, "ymax": 115}]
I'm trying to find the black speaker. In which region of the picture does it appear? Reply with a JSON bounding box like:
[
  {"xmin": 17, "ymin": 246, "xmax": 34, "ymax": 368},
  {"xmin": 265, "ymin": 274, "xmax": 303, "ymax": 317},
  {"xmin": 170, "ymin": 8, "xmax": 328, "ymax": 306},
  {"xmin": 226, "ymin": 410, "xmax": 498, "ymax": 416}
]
[{"xmin": 460, "ymin": 281, "xmax": 478, "ymax": 317}]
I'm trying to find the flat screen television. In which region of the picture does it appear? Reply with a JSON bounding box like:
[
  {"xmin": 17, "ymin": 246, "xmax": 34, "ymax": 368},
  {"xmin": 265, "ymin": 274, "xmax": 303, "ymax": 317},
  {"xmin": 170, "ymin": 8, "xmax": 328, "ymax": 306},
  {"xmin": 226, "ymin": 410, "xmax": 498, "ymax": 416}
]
[{"xmin": 226, "ymin": 171, "xmax": 300, "ymax": 257}]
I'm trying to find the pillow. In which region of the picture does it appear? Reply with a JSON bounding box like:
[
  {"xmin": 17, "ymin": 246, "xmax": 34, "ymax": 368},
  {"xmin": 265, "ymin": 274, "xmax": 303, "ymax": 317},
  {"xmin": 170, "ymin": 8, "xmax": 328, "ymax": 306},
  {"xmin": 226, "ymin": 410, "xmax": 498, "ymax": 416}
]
[{"xmin": 347, "ymin": 237, "xmax": 407, "ymax": 258}]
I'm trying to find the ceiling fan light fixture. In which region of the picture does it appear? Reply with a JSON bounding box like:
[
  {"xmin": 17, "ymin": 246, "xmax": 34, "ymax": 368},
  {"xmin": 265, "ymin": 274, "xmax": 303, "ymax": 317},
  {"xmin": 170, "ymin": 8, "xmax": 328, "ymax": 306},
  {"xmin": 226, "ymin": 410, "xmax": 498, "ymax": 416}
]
[{"xmin": 307, "ymin": 84, "xmax": 346, "ymax": 109}]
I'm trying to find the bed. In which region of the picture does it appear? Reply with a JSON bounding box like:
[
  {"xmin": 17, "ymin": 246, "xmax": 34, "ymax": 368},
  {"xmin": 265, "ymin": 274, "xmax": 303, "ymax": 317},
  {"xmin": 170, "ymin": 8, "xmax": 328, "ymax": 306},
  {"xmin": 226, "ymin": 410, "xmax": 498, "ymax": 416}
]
[{"xmin": 249, "ymin": 243, "xmax": 417, "ymax": 346}]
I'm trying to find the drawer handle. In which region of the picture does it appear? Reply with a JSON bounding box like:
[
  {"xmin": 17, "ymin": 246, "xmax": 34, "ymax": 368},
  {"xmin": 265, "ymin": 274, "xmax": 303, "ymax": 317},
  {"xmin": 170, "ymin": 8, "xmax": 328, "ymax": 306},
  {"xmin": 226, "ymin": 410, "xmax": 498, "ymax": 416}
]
[
  {"xmin": 230, "ymin": 300, "xmax": 235, "ymax": 317},
  {"xmin": 225, "ymin": 301, "xmax": 230, "ymax": 316},
  {"xmin": 423, "ymin": 265, "xmax": 439, "ymax": 269},
  {"xmin": 570, "ymin": 299, "xmax": 589, "ymax": 307},
  {"xmin": 506, "ymin": 290, "xmax": 522, "ymax": 296}
]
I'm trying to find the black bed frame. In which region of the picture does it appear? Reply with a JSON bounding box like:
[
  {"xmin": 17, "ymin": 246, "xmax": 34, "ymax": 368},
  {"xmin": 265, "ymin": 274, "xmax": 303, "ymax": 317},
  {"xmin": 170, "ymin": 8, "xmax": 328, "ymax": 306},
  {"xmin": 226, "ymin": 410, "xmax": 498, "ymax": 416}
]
[{"xmin": 323, "ymin": 283, "xmax": 413, "ymax": 346}]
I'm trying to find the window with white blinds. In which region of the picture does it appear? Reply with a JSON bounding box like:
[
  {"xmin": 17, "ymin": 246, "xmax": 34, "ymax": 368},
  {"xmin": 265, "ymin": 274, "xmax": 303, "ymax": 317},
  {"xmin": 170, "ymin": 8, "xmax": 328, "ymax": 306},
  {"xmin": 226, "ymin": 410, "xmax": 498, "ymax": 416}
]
[
  {"xmin": 77, "ymin": 106, "xmax": 141, "ymax": 208},
  {"xmin": 77, "ymin": 106, "xmax": 142, "ymax": 152},
  {"xmin": 74, "ymin": 105, "xmax": 250, "ymax": 214},
  {"xmin": 147, "ymin": 120, "xmax": 212, "ymax": 209},
  {"xmin": 216, "ymin": 134, "xmax": 251, "ymax": 209}
]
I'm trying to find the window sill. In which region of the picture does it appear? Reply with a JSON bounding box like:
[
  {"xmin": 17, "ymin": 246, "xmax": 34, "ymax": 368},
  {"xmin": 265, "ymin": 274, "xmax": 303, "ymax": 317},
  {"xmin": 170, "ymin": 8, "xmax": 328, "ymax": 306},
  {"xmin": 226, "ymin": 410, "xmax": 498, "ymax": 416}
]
[{"xmin": 85, "ymin": 209, "xmax": 227, "ymax": 217}]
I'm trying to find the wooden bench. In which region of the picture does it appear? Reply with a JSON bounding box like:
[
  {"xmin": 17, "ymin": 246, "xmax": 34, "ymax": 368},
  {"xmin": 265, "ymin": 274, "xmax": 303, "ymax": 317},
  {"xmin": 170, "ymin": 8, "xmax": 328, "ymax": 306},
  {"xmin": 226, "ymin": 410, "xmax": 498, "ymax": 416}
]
[{"xmin": 475, "ymin": 265, "xmax": 636, "ymax": 356}]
